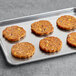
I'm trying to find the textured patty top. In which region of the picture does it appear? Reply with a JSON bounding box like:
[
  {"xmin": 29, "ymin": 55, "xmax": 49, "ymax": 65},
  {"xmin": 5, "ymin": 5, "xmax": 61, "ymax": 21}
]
[
  {"xmin": 57, "ymin": 15, "xmax": 76, "ymax": 30},
  {"xmin": 3, "ymin": 26, "xmax": 26, "ymax": 42},
  {"xmin": 31, "ymin": 20, "xmax": 54, "ymax": 35},
  {"xmin": 67, "ymin": 32, "xmax": 76, "ymax": 47},
  {"xmin": 11, "ymin": 42, "xmax": 35, "ymax": 58},
  {"xmin": 39, "ymin": 37, "xmax": 62, "ymax": 53}
]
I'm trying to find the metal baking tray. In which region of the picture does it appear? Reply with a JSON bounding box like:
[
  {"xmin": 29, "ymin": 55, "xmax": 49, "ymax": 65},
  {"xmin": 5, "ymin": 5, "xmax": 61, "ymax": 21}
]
[{"xmin": 0, "ymin": 7, "xmax": 76, "ymax": 65}]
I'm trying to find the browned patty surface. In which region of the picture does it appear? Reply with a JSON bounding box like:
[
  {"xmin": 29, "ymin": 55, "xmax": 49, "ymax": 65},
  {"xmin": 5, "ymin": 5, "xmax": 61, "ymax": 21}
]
[
  {"xmin": 11, "ymin": 42, "xmax": 35, "ymax": 59},
  {"xmin": 67, "ymin": 32, "xmax": 76, "ymax": 47},
  {"xmin": 31, "ymin": 20, "xmax": 54, "ymax": 35},
  {"xmin": 3, "ymin": 26, "xmax": 26, "ymax": 42},
  {"xmin": 57, "ymin": 15, "xmax": 76, "ymax": 30},
  {"xmin": 39, "ymin": 37, "xmax": 62, "ymax": 53}
]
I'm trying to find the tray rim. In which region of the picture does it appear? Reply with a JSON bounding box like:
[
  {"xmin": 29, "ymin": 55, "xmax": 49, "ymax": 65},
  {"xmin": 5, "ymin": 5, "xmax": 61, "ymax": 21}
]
[
  {"xmin": 0, "ymin": 7, "xmax": 76, "ymax": 65},
  {"xmin": 0, "ymin": 7, "xmax": 75, "ymax": 27}
]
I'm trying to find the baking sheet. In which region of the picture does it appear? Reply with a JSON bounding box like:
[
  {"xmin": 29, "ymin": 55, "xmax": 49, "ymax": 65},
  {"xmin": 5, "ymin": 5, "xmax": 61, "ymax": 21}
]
[{"xmin": 0, "ymin": 7, "xmax": 76, "ymax": 65}]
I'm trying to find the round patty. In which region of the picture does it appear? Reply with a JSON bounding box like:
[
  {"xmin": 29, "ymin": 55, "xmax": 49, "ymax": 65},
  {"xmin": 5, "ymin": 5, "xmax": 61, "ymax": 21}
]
[
  {"xmin": 39, "ymin": 37, "xmax": 62, "ymax": 53},
  {"xmin": 56, "ymin": 15, "xmax": 76, "ymax": 30},
  {"xmin": 3, "ymin": 26, "xmax": 26, "ymax": 42},
  {"xmin": 11, "ymin": 42, "xmax": 35, "ymax": 59},
  {"xmin": 67, "ymin": 32, "xmax": 76, "ymax": 47},
  {"xmin": 31, "ymin": 20, "xmax": 54, "ymax": 35}
]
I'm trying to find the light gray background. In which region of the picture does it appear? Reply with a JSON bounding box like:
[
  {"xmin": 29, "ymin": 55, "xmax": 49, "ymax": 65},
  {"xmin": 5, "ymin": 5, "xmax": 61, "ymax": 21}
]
[{"xmin": 0, "ymin": 0, "xmax": 76, "ymax": 76}]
